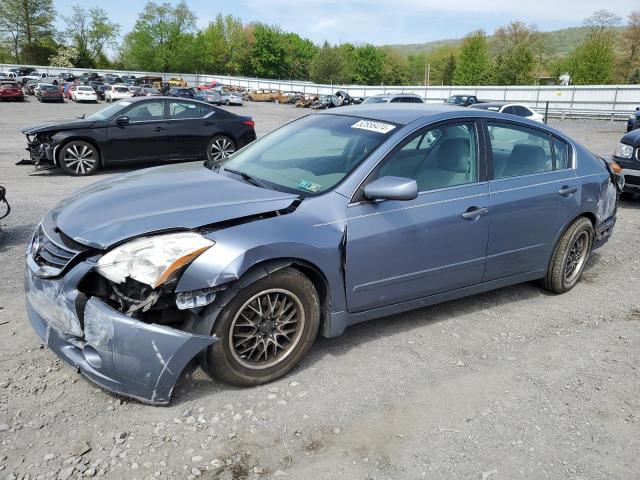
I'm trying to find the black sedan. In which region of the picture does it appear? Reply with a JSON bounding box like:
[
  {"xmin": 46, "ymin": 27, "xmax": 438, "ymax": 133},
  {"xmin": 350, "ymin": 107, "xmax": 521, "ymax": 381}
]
[
  {"xmin": 168, "ymin": 87, "xmax": 195, "ymax": 99},
  {"xmin": 22, "ymin": 97, "xmax": 256, "ymax": 176}
]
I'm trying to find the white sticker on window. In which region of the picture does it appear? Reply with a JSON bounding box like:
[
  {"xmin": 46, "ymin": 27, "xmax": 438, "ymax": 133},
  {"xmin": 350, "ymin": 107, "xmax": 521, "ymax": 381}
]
[{"xmin": 351, "ymin": 120, "xmax": 396, "ymax": 134}]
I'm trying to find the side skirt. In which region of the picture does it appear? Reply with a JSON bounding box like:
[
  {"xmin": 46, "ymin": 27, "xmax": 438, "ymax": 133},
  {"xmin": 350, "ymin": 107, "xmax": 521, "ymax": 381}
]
[{"xmin": 323, "ymin": 270, "xmax": 547, "ymax": 338}]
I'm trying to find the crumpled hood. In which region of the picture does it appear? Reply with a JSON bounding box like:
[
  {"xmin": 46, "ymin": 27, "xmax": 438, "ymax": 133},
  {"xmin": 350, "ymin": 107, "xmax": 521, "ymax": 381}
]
[
  {"xmin": 51, "ymin": 162, "xmax": 299, "ymax": 249},
  {"xmin": 22, "ymin": 119, "xmax": 98, "ymax": 135}
]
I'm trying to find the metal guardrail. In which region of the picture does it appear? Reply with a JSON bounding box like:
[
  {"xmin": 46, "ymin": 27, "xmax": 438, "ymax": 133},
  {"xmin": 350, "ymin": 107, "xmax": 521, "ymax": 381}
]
[{"xmin": 2, "ymin": 63, "xmax": 639, "ymax": 120}]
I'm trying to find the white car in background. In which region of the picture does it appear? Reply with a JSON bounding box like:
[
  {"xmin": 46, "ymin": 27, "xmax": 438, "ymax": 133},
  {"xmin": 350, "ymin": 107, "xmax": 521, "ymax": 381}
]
[
  {"xmin": 21, "ymin": 70, "xmax": 59, "ymax": 85},
  {"xmin": 471, "ymin": 102, "xmax": 545, "ymax": 122},
  {"xmin": 70, "ymin": 85, "xmax": 98, "ymax": 103},
  {"xmin": 105, "ymin": 84, "xmax": 133, "ymax": 102}
]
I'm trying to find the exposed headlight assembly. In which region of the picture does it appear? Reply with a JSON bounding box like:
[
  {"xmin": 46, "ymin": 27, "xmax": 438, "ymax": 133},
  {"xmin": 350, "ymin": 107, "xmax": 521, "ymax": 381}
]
[
  {"xmin": 614, "ymin": 143, "xmax": 634, "ymax": 159},
  {"xmin": 96, "ymin": 232, "xmax": 214, "ymax": 288}
]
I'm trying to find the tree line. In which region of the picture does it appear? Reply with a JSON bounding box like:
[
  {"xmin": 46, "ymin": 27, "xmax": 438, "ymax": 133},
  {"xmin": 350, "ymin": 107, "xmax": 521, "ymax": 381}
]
[{"xmin": 1, "ymin": 1, "xmax": 639, "ymax": 86}]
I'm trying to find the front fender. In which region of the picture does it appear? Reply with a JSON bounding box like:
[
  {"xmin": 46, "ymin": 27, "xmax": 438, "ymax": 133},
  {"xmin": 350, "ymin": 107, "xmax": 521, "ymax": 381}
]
[{"xmin": 175, "ymin": 207, "xmax": 347, "ymax": 313}]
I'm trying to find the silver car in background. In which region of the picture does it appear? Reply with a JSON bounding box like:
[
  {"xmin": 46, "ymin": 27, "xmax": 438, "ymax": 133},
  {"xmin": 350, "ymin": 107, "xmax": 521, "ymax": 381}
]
[{"xmin": 197, "ymin": 87, "xmax": 243, "ymax": 106}]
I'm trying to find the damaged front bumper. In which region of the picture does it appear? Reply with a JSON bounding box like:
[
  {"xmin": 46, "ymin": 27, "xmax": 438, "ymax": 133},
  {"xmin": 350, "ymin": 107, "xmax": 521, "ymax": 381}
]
[
  {"xmin": 25, "ymin": 255, "xmax": 218, "ymax": 405},
  {"xmin": 23, "ymin": 133, "xmax": 58, "ymax": 167}
]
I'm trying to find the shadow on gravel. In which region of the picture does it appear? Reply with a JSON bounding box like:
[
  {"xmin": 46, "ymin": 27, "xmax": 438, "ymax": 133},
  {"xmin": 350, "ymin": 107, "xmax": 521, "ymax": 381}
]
[
  {"xmin": 0, "ymin": 222, "xmax": 36, "ymax": 250},
  {"xmin": 23, "ymin": 160, "xmax": 196, "ymax": 177},
  {"xmin": 618, "ymin": 198, "xmax": 640, "ymax": 209},
  {"xmin": 172, "ymin": 279, "xmax": 555, "ymax": 405}
]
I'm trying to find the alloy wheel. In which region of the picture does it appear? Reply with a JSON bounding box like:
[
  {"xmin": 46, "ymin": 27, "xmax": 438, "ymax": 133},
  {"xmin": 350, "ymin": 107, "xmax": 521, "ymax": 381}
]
[
  {"xmin": 564, "ymin": 231, "xmax": 589, "ymax": 283},
  {"xmin": 229, "ymin": 289, "xmax": 305, "ymax": 370},
  {"xmin": 62, "ymin": 143, "xmax": 97, "ymax": 175},
  {"xmin": 209, "ymin": 137, "xmax": 235, "ymax": 161}
]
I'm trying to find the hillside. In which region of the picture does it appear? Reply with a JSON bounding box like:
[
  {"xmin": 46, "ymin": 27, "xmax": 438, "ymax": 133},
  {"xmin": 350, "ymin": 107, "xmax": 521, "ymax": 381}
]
[{"xmin": 386, "ymin": 26, "xmax": 626, "ymax": 57}]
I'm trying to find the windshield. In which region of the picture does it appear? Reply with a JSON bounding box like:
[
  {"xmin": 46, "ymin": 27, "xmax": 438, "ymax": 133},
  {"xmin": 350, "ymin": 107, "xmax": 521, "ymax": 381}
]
[
  {"xmin": 363, "ymin": 96, "xmax": 389, "ymax": 104},
  {"xmin": 446, "ymin": 96, "xmax": 468, "ymax": 105},
  {"xmin": 86, "ymin": 101, "xmax": 132, "ymax": 120},
  {"xmin": 79, "ymin": 86, "xmax": 94, "ymax": 92},
  {"xmin": 220, "ymin": 114, "xmax": 396, "ymax": 195}
]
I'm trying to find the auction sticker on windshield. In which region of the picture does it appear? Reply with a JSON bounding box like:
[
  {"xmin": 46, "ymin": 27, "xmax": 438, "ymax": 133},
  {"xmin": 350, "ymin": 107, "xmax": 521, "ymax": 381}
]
[
  {"xmin": 298, "ymin": 180, "xmax": 322, "ymax": 193},
  {"xmin": 351, "ymin": 120, "xmax": 396, "ymax": 134}
]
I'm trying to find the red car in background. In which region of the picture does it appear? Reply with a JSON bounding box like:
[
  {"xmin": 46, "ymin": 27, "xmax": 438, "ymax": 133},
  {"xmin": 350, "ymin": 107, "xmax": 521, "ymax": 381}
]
[
  {"xmin": 0, "ymin": 81, "xmax": 25, "ymax": 101},
  {"xmin": 196, "ymin": 81, "xmax": 221, "ymax": 91}
]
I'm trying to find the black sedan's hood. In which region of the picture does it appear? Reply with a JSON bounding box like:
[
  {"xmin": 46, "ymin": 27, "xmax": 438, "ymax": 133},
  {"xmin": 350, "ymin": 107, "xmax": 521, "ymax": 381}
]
[
  {"xmin": 22, "ymin": 119, "xmax": 98, "ymax": 135},
  {"xmin": 51, "ymin": 162, "xmax": 299, "ymax": 249},
  {"xmin": 621, "ymin": 128, "xmax": 640, "ymax": 147}
]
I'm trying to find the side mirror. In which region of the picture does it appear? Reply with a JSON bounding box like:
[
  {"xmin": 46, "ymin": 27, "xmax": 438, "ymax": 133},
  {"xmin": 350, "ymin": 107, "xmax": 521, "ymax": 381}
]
[
  {"xmin": 364, "ymin": 176, "xmax": 418, "ymax": 201},
  {"xmin": 115, "ymin": 115, "xmax": 130, "ymax": 127}
]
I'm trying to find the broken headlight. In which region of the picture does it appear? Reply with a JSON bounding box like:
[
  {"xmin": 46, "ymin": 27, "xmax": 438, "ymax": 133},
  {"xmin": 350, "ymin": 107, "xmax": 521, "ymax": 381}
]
[
  {"xmin": 96, "ymin": 232, "xmax": 214, "ymax": 288},
  {"xmin": 614, "ymin": 143, "xmax": 634, "ymax": 159}
]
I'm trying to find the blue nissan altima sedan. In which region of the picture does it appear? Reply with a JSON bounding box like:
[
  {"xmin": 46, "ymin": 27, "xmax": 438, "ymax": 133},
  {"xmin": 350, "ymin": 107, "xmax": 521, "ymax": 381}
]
[{"xmin": 25, "ymin": 104, "xmax": 620, "ymax": 404}]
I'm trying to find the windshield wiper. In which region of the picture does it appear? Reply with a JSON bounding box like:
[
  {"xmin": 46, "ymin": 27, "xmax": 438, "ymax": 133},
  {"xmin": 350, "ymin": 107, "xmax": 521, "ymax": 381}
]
[{"xmin": 223, "ymin": 167, "xmax": 274, "ymax": 189}]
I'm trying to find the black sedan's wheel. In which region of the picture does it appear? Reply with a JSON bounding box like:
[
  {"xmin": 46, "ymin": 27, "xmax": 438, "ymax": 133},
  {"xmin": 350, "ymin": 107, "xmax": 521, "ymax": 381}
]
[
  {"xmin": 206, "ymin": 268, "xmax": 320, "ymax": 386},
  {"xmin": 542, "ymin": 217, "xmax": 593, "ymax": 293},
  {"xmin": 58, "ymin": 141, "xmax": 100, "ymax": 176},
  {"xmin": 207, "ymin": 135, "xmax": 236, "ymax": 162}
]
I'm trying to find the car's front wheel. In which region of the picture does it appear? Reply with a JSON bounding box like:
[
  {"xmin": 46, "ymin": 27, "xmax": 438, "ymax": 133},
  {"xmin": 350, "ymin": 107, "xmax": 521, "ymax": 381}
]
[
  {"xmin": 58, "ymin": 140, "xmax": 100, "ymax": 176},
  {"xmin": 206, "ymin": 135, "xmax": 236, "ymax": 162},
  {"xmin": 206, "ymin": 268, "xmax": 320, "ymax": 386},
  {"xmin": 542, "ymin": 217, "xmax": 594, "ymax": 293}
]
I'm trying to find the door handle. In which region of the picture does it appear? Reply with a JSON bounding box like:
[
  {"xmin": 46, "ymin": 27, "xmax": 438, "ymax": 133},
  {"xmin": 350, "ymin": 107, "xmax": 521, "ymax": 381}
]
[
  {"xmin": 461, "ymin": 206, "xmax": 488, "ymax": 220},
  {"xmin": 558, "ymin": 185, "xmax": 577, "ymax": 196},
  {"xmin": 153, "ymin": 126, "xmax": 165, "ymax": 132}
]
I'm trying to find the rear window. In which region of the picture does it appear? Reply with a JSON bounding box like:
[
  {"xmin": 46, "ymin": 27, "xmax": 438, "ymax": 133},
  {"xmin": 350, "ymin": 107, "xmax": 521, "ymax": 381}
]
[
  {"xmin": 488, "ymin": 122, "xmax": 553, "ymax": 178},
  {"xmin": 79, "ymin": 87, "xmax": 93, "ymax": 91},
  {"xmin": 115, "ymin": 87, "xmax": 129, "ymax": 93},
  {"xmin": 0, "ymin": 82, "xmax": 18, "ymax": 88}
]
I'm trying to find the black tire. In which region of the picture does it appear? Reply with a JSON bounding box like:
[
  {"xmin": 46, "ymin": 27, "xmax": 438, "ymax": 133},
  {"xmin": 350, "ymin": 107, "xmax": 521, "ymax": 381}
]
[
  {"xmin": 226, "ymin": 99, "xmax": 230, "ymax": 106},
  {"xmin": 541, "ymin": 217, "xmax": 594, "ymax": 294},
  {"xmin": 206, "ymin": 268, "xmax": 320, "ymax": 386},
  {"xmin": 206, "ymin": 135, "xmax": 236, "ymax": 162},
  {"xmin": 58, "ymin": 140, "xmax": 100, "ymax": 176},
  {"xmin": 619, "ymin": 192, "xmax": 635, "ymax": 201}
]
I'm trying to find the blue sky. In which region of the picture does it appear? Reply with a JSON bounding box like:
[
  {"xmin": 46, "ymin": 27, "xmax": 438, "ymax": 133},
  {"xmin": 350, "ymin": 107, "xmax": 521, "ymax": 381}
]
[{"xmin": 54, "ymin": 0, "xmax": 638, "ymax": 46}]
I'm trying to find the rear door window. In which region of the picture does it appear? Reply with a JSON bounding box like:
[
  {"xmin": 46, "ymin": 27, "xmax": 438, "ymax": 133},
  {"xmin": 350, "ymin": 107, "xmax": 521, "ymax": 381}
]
[
  {"xmin": 168, "ymin": 101, "xmax": 212, "ymax": 119},
  {"xmin": 488, "ymin": 122, "xmax": 553, "ymax": 178}
]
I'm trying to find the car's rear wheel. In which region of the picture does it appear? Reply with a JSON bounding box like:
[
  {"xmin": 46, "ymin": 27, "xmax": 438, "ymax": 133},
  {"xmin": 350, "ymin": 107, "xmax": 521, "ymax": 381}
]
[
  {"xmin": 58, "ymin": 140, "xmax": 100, "ymax": 176},
  {"xmin": 206, "ymin": 135, "xmax": 236, "ymax": 161},
  {"xmin": 541, "ymin": 217, "xmax": 594, "ymax": 293},
  {"xmin": 206, "ymin": 268, "xmax": 320, "ymax": 386}
]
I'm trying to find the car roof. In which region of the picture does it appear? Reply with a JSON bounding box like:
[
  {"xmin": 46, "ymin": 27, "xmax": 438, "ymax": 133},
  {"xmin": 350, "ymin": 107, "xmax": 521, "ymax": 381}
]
[
  {"xmin": 470, "ymin": 102, "xmax": 507, "ymax": 109},
  {"xmin": 370, "ymin": 93, "xmax": 421, "ymax": 98},
  {"xmin": 321, "ymin": 104, "xmax": 469, "ymax": 125}
]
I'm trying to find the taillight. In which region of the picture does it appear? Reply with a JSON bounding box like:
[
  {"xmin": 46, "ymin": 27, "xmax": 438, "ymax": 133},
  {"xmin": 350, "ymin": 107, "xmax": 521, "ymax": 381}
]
[{"xmin": 242, "ymin": 120, "xmax": 255, "ymax": 128}]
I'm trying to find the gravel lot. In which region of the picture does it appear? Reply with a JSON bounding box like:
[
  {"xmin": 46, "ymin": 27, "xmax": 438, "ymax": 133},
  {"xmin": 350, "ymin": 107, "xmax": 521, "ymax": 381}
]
[{"xmin": 0, "ymin": 99, "xmax": 639, "ymax": 480}]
